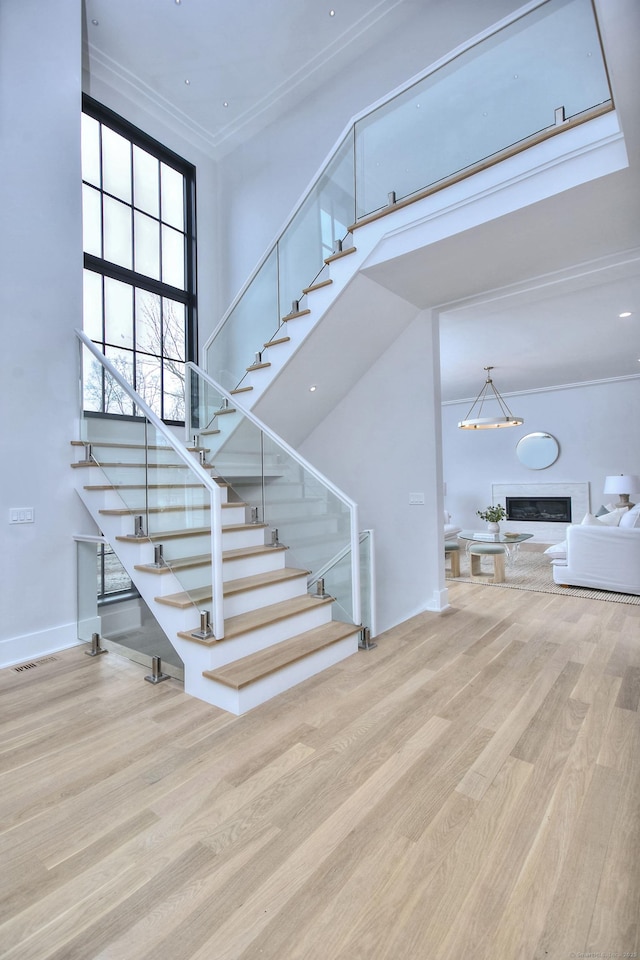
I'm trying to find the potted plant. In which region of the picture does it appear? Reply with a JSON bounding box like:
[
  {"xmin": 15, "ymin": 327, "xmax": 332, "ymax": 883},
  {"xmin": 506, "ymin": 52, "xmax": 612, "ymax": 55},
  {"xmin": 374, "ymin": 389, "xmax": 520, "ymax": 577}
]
[{"xmin": 476, "ymin": 504, "xmax": 506, "ymax": 533}]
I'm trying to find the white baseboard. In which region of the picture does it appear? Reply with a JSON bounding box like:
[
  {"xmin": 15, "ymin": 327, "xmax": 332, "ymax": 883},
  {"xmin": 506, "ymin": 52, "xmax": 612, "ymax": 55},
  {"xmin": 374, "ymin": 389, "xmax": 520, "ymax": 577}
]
[
  {"xmin": 424, "ymin": 587, "xmax": 451, "ymax": 613},
  {"xmin": 0, "ymin": 622, "xmax": 82, "ymax": 669}
]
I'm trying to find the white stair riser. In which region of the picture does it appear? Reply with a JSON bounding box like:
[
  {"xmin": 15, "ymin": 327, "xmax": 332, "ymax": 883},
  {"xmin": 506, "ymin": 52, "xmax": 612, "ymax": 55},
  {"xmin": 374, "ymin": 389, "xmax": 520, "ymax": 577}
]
[
  {"xmin": 221, "ymin": 526, "xmax": 267, "ymax": 551},
  {"xmin": 223, "ymin": 575, "xmax": 308, "ymax": 619},
  {"xmin": 102, "ymin": 509, "xmax": 213, "ymax": 538},
  {"xmin": 86, "ymin": 446, "xmax": 190, "ymax": 465},
  {"xmin": 221, "ymin": 551, "xmax": 288, "ymax": 581},
  {"xmin": 182, "ymin": 602, "xmax": 333, "ymax": 671},
  {"xmin": 188, "ymin": 633, "xmax": 359, "ymax": 714}
]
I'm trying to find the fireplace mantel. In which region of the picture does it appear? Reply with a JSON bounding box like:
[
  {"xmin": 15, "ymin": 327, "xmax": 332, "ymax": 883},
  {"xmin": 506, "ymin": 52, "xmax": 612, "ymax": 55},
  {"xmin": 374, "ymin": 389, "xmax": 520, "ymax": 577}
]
[{"xmin": 491, "ymin": 482, "xmax": 590, "ymax": 542}]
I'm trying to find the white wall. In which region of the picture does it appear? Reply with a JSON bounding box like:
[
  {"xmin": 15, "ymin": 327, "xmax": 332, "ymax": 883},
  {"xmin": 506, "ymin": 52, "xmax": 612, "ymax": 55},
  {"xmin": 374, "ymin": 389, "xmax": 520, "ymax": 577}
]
[
  {"xmin": 299, "ymin": 311, "xmax": 447, "ymax": 634},
  {"xmin": 215, "ymin": 0, "xmax": 530, "ymax": 311},
  {"xmin": 441, "ymin": 378, "xmax": 640, "ymax": 538},
  {"xmin": 0, "ymin": 0, "xmax": 88, "ymax": 665}
]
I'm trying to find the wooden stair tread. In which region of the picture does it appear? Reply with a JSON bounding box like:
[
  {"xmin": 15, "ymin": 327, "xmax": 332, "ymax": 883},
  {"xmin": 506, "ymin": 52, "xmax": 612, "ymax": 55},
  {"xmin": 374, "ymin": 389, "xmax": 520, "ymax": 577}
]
[
  {"xmin": 323, "ymin": 246, "xmax": 356, "ymax": 265},
  {"xmin": 246, "ymin": 362, "xmax": 271, "ymax": 371},
  {"xmin": 134, "ymin": 542, "xmax": 286, "ymax": 575},
  {"xmin": 302, "ymin": 278, "xmax": 333, "ymax": 294},
  {"xmin": 99, "ymin": 504, "xmax": 212, "ymax": 516},
  {"xmin": 223, "ymin": 543, "xmax": 287, "ymax": 560},
  {"xmin": 178, "ymin": 593, "xmax": 332, "ymax": 646},
  {"xmin": 221, "ymin": 593, "xmax": 332, "ymax": 639},
  {"xmin": 155, "ymin": 567, "xmax": 309, "ymax": 608},
  {"xmin": 281, "ymin": 308, "xmax": 311, "ymax": 321},
  {"xmin": 203, "ymin": 621, "xmax": 359, "ymax": 690},
  {"xmin": 99, "ymin": 501, "xmax": 243, "ymax": 517},
  {"xmin": 263, "ymin": 336, "xmax": 290, "ymax": 348},
  {"xmin": 231, "ymin": 386, "xmax": 253, "ymax": 394},
  {"xmin": 116, "ymin": 520, "xmax": 265, "ymax": 543},
  {"xmin": 116, "ymin": 526, "xmax": 211, "ymax": 543},
  {"xmin": 223, "ymin": 566, "xmax": 309, "ymax": 597},
  {"xmin": 84, "ymin": 483, "xmax": 213, "ymax": 491},
  {"xmin": 135, "ymin": 553, "xmax": 211, "ymax": 575},
  {"xmin": 72, "ymin": 461, "xmax": 192, "ymax": 469},
  {"xmin": 157, "ymin": 585, "xmax": 212, "ymax": 609},
  {"xmin": 71, "ymin": 440, "xmax": 195, "ymax": 452}
]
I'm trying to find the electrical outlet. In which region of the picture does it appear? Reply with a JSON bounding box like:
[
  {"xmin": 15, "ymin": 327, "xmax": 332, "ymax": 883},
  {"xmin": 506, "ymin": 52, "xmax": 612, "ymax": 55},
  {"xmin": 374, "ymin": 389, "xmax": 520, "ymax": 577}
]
[
  {"xmin": 9, "ymin": 508, "xmax": 34, "ymax": 524},
  {"xmin": 409, "ymin": 492, "xmax": 425, "ymax": 505}
]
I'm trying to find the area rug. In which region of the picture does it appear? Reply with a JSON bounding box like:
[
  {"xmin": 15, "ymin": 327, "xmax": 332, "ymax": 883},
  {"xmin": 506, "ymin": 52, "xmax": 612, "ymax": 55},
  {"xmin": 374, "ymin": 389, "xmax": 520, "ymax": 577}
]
[{"xmin": 447, "ymin": 546, "xmax": 640, "ymax": 606}]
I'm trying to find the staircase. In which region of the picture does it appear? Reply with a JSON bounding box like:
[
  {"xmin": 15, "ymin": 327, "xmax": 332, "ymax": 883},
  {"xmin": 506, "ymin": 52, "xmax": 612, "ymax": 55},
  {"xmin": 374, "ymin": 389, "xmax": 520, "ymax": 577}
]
[{"xmin": 71, "ymin": 348, "xmax": 361, "ymax": 716}]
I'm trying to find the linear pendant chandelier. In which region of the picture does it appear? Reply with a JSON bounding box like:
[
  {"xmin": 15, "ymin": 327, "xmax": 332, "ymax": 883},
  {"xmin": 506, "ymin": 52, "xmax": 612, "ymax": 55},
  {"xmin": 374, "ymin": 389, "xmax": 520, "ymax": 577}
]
[{"xmin": 458, "ymin": 366, "xmax": 524, "ymax": 430}]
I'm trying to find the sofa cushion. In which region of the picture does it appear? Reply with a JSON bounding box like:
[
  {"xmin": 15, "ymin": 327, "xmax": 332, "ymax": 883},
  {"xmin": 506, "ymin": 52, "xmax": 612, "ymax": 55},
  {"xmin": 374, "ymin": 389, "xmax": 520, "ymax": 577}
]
[
  {"xmin": 620, "ymin": 504, "xmax": 640, "ymax": 529},
  {"xmin": 581, "ymin": 509, "xmax": 625, "ymax": 527},
  {"xmin": 544, "ymin": 541, "xmax": 567, "ymax": 560}
]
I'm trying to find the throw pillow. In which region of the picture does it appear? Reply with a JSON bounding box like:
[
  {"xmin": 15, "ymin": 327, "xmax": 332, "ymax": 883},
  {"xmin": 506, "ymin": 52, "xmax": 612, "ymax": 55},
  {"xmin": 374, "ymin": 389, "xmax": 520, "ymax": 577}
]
[
  {"xmin": 596, "ymin": 507, "xmax": 626, "ymax": 526},
  {"xmin": 581, "ymin": 512, "xmax": 600, "ymax": 525}
]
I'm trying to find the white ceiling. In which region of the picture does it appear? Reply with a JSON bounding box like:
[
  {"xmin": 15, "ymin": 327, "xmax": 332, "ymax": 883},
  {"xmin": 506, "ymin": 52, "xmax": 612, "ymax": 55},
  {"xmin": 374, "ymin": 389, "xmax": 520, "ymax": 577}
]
[{"xmin": 83, "ymin": 0, "xmax": 640, "ymax": 405}]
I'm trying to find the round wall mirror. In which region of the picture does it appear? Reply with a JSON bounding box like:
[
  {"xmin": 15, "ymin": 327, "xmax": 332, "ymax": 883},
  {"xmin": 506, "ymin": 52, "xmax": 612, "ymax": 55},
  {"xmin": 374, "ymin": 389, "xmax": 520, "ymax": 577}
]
[{"xmin": 516, "ymin": 432, "xmax": 559, "ymax": 470}]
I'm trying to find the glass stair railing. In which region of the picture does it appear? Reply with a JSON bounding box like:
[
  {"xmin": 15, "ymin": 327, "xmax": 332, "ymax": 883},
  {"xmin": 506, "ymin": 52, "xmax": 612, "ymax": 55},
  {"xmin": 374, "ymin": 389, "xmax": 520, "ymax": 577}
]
[
  {"xmin": 186, "ymin": 362, "xmax": 361, "ymax": 628},
  {"xmin": 204, "ymin": 0, "xmax": 612, "ymax": 393},
  {"xmin": 73, "ymin": 332, "xmax": 362, "ymax": 711},
  {"xmin": 75, "ymin": 330, "xmax": 226, "ymax": 641}
]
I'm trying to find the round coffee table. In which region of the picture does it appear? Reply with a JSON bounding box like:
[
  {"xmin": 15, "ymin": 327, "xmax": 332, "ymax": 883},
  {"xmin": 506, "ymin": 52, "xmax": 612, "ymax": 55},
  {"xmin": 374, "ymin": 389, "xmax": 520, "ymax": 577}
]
[{"xmin": 458, "ymin": 530, "xmax": 534, "ymax": 582}]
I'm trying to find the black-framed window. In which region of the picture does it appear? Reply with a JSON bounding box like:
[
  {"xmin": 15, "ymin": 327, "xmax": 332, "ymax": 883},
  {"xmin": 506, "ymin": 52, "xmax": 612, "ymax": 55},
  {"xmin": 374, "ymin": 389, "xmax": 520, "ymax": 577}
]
[{"xmin": 81, "ymin": 95, "xmax": 197, "ymax": 424}]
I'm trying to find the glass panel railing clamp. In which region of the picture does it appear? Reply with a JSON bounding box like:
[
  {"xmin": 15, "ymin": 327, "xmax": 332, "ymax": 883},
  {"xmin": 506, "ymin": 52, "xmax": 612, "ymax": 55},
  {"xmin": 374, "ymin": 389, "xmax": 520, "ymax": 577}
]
[
  {"xmin": 191, "ymin": 609, "xmax": 215, "ymax": 640},
  {"xmin": 271, "ymin": 528, "xmax": 280, "ymax": 546},
  {"xmin": 85, "ymin": 632, "xmax": 108, "ymax": 657},
  {"xmin": 312, "ymin": 578, "xmax": 331, "ymax": 600},
  {"xmin": 250, "ymin": 507, "xmax": 261, "ymax": 524},
  {"xmin": 387, "ymin": 191, "xmax": 397, "ymax": 205},
  {"xmin": 555, "ymin": 106, "xmax": 566, "ymax": 125},
  {"xmin": 333, "ymin": 238, "xmax": 343, "ymax": 254},
  {"xmin": 358, "ymin": 627, "xmax": 377, "ymax": 651},
  {"xmin": 126, "ymin": 515, "xmax": 147, "ymax": 539},
  {"xmin": 144, "ymin": 656, "xmax": 171, "ymax": 684},
  {"xmin": 151, "ymin": 544, "xmax": 166, "ymax": 568}
]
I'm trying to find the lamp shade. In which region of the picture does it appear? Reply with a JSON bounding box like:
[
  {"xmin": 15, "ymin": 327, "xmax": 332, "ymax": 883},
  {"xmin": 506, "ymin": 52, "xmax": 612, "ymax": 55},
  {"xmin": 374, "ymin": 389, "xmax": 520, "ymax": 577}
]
[{"xmin": 603, "ymin": 475, "xmax": 640, "ymax": 495}]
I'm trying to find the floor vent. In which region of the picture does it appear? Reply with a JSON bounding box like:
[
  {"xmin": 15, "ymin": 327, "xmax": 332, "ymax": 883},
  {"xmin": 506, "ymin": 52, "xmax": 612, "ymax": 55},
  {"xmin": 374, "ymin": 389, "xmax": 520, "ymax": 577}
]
[{"xmin": 13, "ymin": 655, "xmax": 60, "ymax": 673}]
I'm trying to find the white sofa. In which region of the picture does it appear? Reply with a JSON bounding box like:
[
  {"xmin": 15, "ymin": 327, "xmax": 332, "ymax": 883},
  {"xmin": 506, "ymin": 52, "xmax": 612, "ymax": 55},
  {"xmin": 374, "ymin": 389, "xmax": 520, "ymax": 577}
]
[{"xmin": 551, "ymin": 522, "xmax": 640, "ymax": 595}]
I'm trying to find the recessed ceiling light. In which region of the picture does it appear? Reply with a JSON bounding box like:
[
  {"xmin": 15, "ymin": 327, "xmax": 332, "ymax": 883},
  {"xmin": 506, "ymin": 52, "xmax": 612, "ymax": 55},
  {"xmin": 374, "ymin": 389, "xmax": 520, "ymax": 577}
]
[
  {"xmin": 619, "ymin": 311, "xmax": 632, "ymax": 318},
  {"xmin": 184, "ymin": 79, "xmax": 191, "ymax": 85},
  {"xmin": 330, "ymin": 9, "xmax": 335, "ymax": 16},
  {"xmin": 91, "ymin": 19, "xmax": 99, "ymax": 25},
  {"xmin": 309, "ymin": 385, "xmax": 317, "ymax": 392},
  {"xmin": 223, "ymin": 100, "xmax": 229, "ymax": 107}
]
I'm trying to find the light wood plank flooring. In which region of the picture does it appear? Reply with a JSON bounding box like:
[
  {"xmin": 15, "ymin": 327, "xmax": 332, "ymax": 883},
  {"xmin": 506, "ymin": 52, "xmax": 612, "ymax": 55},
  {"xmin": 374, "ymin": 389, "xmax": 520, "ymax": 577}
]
[{"xmin": 1, "ymin": 580, "xmax": 639, "ymax": 960}]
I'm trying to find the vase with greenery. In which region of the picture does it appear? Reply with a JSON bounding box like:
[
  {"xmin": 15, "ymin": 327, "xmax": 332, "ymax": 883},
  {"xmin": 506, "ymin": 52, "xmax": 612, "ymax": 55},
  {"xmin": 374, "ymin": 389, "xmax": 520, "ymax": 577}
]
[{"xmin": 476, "ymin": 504, "xmax": 506, "ymax": 533}]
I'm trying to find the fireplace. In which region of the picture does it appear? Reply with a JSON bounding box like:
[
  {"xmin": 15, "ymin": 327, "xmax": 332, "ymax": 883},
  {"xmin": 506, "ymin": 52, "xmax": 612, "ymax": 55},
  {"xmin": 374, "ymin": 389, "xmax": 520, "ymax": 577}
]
[{"xmin": 506, "ymin": 496, "xmax": 572, "ymax": 523}]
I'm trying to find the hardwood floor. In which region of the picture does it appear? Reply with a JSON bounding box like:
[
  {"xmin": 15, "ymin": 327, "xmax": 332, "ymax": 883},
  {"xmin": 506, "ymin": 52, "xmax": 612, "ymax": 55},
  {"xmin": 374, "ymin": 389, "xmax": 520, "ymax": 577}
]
[{"xmin": 1, "ymin": 580, "xmax": 639, "ymax": 960}]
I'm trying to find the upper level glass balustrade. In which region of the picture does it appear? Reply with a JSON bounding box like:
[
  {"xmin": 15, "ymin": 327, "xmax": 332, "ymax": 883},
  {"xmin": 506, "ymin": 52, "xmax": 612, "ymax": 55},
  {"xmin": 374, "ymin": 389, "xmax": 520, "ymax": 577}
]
[
  {"xmin": 204, "ymin": 0, "xmax": 611, "ymax": 388},
  {"xmin": 77, "ymin": 331, "xmax": 225, "ymax": 639},
  {"xmin": 187, "ymin": 363, "xmax": 361, "ymax": 626}
]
